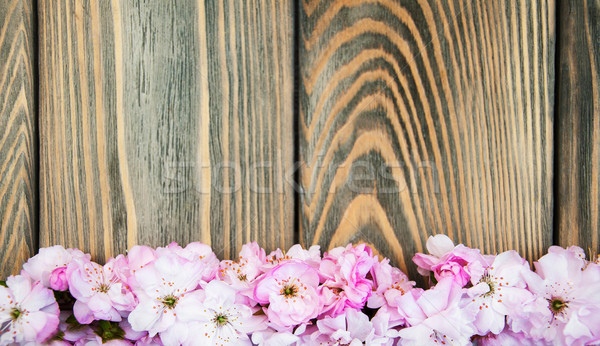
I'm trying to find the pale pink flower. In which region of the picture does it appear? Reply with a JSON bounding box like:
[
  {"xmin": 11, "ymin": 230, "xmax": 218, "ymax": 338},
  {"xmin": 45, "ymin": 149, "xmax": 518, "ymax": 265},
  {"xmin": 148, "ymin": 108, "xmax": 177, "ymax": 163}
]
[
  {"xmin": 413, "ymin": 234, "xmax": 490, "ymax": 287},
  {"xmin": 21, "ymin": 245, "xmax": 90, "ymax": 291},
  {"xmin": 319, "ymin": 243, "xmax": 376, "ymax": 316},
  {"xmin": 464, "ymin": 250, "xmax": 534, "ymax": 335},
  {"xmin": 298, "ymin": 308, "xmax": 375, "ymax": 345},
  {"xmin": 0, "ymin": 275, "xmax": 60, "ymax": 344},
  {"xmin": 68, "ymin": 258, "xmax": 136, "ymax": 324},
  {"xmin": 367, "ymin": 258, "xmax": 416, "ymax": 327},
  {"xmin": 238, "ymin": 241, "xmax": 267, "ymax": 263},
  {"xmin": 250, "ymin": 328, "xmax": 299, "ymax": 346},
  {"xmin": 512, "ymin": 246, "xmax": 600, "ymax": 345},
  {"xmin": 155, "ymin": 242, "xmax": 219, "ymax": 282},
  {"xmin": 396, "ymin": 278, "xmax": 477, "ymax": 346},
  {"xmin": 254, "ymin": 261, "xmax": 322, "ymax": 329},
  {"xmin": 127, "ymin": 252, "xmax": 204, "ymax": 339},
  {"xmin": 262, "ymin": 244, "xmax": 321, "ymax": 271},
  {"xmin": 116, "ymin": 246, "xmax": 157, "ymax": 292},
  {"xmin": 177, "ymin": 280, "xmax": 266, "ymax": 345},
  {"xmin": 473, "ymin": 326, "xmax": 546, "ymax": 346}
]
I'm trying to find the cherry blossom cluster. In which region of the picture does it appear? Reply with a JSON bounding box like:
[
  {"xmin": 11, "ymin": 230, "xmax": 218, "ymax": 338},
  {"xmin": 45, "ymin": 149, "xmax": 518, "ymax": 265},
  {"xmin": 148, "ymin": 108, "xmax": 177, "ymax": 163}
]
[{"xmin": 1, "ymin": 236, "xmax": 600, "ymax": 345}]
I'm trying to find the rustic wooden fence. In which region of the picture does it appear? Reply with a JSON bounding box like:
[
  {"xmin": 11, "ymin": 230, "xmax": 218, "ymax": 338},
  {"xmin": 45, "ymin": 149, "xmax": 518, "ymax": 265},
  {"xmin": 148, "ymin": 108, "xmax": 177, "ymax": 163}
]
[{"xmin": 1, "ymin": 0, "xmax": 598, "ymax": 280}]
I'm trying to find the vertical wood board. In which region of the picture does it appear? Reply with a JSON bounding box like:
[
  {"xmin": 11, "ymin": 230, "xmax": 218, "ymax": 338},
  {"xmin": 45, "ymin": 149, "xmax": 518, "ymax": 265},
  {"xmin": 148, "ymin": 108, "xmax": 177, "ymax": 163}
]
[
  {"xmin": 0, "ymin": 0, "xmax": 36, "ymax": 277},
  {"xmin": 555, "ymin": 0, "xmax": 600, "ymax": 254},
  {"xmin": 299, "ymin": 0, "xmax": 555, "ymax": 276},
  {"xmin": 39, "ymin": 0, "xmax": 294, "ymax": 262}
]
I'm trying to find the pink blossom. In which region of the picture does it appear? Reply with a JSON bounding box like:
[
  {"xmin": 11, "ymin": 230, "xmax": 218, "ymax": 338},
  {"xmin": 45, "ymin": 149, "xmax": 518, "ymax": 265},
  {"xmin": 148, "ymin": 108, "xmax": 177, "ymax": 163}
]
[
  {"xmin": 217, "ymin": 243, "xmax": 267, "ymax": 304},
  {"xmin": 176, "ymin": 280, "xmax": 266, "ymax": 345},
  {"xmin": 318, "ymin": 243, "xmax": 376, "ymax": 316},
  {"xmin": 473, "ymin": 326, "xmax": 546, "ymax": 346},
  {"xmin": 367, "ymin": 258, "xmax": 416, "ymax": 327},
  {"xmin": 262, "ymin": 244, "xmax": 321, "ymax": 270},
  {"xmin": 512, "ymin": 246, "xmax": 600, "ymax": 345},
  {"xmin": 413, "ymin": 234, "xmax": 490, "ymax": 287},
  {"xmin": 0, "ymin": 275, "xmax": 60, "ymax": 344},
  {"xmin": 49, "ymin": 267, "xmax": 69, "ymax": 291},
  {"xmin": 254, "ymin": 261, "xmax": 322, "ymax": 329},
  {"xmin": 21, "ymin": 245, "xmax": 90, "ymax": 290},
  {"xmin": 250, "ymin": 328, "xmax": 299, "ymax": 346},
  {"xmin": 155, "ymin": 242, "xmax": 219, "ymax": 282},
  {"xmin": 238, "ymin": 241, "xmax": 267, "ymax": 263},
  {"xmin": 67, "ymin": 257, "xmax": 136, "ymax": 324},
  {"xmin": 116, "ymin": 246, "xmax": 157, "ymax": 292},
  {"xmin": 298, "ymin": 308, "xmax": 375, "ymax": 345},
  {"xmin": 464, "ymin": 250, "xmax": 534, "ymax": 335},
  {"xmin": 396, "ymin": 278, "xmax": 477, "ymax": 346},
  {"xmin": 127, "ymin": 252, "xmax": 204, "ymax": 340}
]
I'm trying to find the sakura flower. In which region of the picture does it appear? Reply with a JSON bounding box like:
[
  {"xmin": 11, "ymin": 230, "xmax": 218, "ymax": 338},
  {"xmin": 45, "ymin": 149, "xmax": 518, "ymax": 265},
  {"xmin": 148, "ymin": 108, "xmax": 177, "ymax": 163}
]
[
  {"xmin": 68, "ymin": 257, "xmax": 136, "ymax": 324},
  {"xmin": 251, "ymin": 328, "xmax": 299, "ymax": 346},
  {"xmin": 118, "ymin": 246, "xmax": 157, "ymax": 292},
  {"xmin": 319, "ymin": 243, "xmax": 376, "ymax": 317},
  {"xmin": 298, "ymin": 308, "xmax": 388, "ymax": 345},
  {"xmin": 396, "ymin": 278, "xmax": 477, "ymax": 346},
  {"xmin": 0, "ymin": 275, "xmax": 60, "ymax": 344},
  {"xmin": 367, "ymin": 258, "xmax": 416, "ymax": 327},
  {"xmin": 178, "ymin": 280, "xmax": 266, "ymax": 345},
  {"xmin": 472, "ymin": 326, "xmax": 546, "ymax": 346},
  {"xmin": 254, "ymin": 261, "xmax": 322, "ymax": 329},
  {"xmin": 21, "ymin": 245, "xmax": 90, "ymax": 291},
  {"xmin": 413, "ymin": 234, "xmax": 490, "ymax": 287},
  {"xmin": 464, "ymin": 250, "xmax": 533, "ymax": 335},
  {"xmin": 127, "ymin": 253, "xmax": 204, "ymax": 340},
  {"xmin": 155, "ymin": 242, "xmax": 219, "ymax": 282},
  {"xmin": 238, "ymin": 241, "xmax": 267, "ymax": 263},
  {"xmin": 262, "ymin": 244, "xmax": 321, "ymax": 270},
  {"xmin": 512, "ymin": 246, "xmax": 600, "ymax": 345}
]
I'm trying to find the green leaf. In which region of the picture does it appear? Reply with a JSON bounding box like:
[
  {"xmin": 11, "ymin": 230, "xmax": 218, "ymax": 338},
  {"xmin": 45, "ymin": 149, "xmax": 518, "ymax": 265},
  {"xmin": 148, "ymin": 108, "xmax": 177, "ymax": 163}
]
[
  {"xmin": 94, "ymin": 320, "xmax": 126, "ymax": 343},
  {"xmin": 0, "ymin": 280, "xmax": 6, "ymax": 287},
  {"xmin": 65, "ymin": 314, "xmax": 86, "ymax": 331}
]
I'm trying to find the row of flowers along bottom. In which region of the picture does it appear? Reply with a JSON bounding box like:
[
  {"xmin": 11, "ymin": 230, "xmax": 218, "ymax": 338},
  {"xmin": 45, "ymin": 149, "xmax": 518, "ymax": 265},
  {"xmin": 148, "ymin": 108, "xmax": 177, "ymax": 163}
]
[{"xmin": 1, "ymin": 235, "xmax": 600, "ymax": 345}]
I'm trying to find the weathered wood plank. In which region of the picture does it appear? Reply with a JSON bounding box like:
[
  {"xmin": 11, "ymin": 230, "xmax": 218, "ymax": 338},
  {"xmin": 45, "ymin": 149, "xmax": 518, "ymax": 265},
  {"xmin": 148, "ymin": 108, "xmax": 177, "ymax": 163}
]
[
  {"xmin": 0, "ymin": 0, "xmax": 36, "ymax": 277},
  {"xmin": 39, "ymin": 0, "xmax": 294, "ymax": 262},
  {"xmin": 555, "ymin": 0, "xmax": 600, "ymax": 254},
  {"xmin": 299, "ymin": 0, "xmax": 555, "ymax": 276}
]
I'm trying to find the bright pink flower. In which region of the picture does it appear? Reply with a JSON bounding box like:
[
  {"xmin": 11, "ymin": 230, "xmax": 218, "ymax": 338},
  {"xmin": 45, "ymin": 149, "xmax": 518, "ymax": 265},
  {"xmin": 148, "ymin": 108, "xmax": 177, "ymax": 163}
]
[
  {"xmin": 396, "ymin": 278, "xmax": 477, "ymax": 346},
  {"xmin": 319, "ymin": 243, "xmax": 376, "ymax": 317},
  {"xmin": 413, "ymin": 234, "xmax": 489, "ymax": 287},
  {"xmin": 21, "ymin": 245, "xmax": 90, "ymax": 290},
  {"xmin": 49, "ymin": 267, "xmax": 69, "ymax": 291},
  {"xmin": 68, "ymin": 257, "xmax": 136, "ymax": 324},
  {"xmin": 367, "ymin": 258, "xmax": 417, "ymax": 327},
  {"xmin": 127, "ymin": 252, "xmax": 204, "ymax": 339},
  {"xmin": 464, "ymin": 250, "xmax": 534, "ymax": 335},
  {"xmin": 254, "ymin": 261, "xmax": 322, "ymax": 329},
  {"xmin": 512, "ymin": 246, "xmax": 600, "ymax": 345},
  {"xmin": 0, "ymin": 275, "xmax": 60, "ymax": 344}
]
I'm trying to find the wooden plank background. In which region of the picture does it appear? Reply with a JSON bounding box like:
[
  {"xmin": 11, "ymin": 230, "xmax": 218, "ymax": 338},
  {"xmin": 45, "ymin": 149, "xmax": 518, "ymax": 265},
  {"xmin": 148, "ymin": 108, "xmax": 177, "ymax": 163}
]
[
  {"xmin": 298, "ymin": 0, "xmax": 555, "ymax": 276},
  {"xmin": 2, "ymin": 0, "xmax": 600, "ymax": 276},
  {"xmin": 0, "ymin": 0, "xmax": 36, "ymax": 278},
  {"xmin": 555, "ymin": 0, "xmax": 600, "ymax": 254},
  {"xmin": 38, "ymin": 0, "xmax": 294, "ymax": 263}
]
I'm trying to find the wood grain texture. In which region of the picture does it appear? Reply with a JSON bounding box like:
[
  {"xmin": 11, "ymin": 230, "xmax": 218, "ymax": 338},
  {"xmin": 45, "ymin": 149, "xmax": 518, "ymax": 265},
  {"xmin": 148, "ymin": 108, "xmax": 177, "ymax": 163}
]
[
  {"xmin": 555, "ymin": 0, "xmax": 600, "ymax": 254},
  {"xmin": 0, "ymin": 0, "xmax": 36, "ymax": 277},
  {"xmin": 299, "ymin": 0, "xmax": 555, "ymax": 276},
  {"xmin": 39, "ymin": 0, "xmax": 294, "ymax": 262}
]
